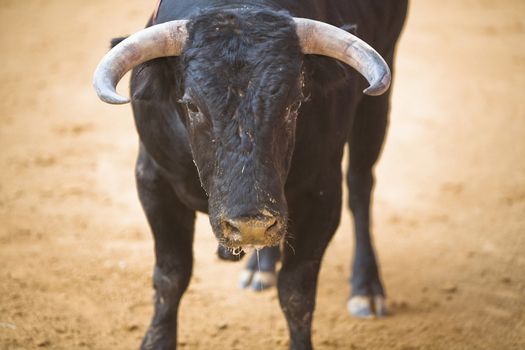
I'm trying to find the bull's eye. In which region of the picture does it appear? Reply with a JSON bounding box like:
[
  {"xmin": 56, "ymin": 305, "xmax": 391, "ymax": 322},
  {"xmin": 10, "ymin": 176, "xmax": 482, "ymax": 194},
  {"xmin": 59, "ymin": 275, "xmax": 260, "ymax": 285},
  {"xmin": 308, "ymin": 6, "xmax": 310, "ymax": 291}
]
[
  {"xmin": 178, "ymin": 96, "xmax": 201, "ymax": 114},
  {"xmin": 186, "ymin": 101, "xmax": 200, "ymax": 114},
  {"xmin": 290, "ymin": 100, "xmax": 302, "ymax": 113}
]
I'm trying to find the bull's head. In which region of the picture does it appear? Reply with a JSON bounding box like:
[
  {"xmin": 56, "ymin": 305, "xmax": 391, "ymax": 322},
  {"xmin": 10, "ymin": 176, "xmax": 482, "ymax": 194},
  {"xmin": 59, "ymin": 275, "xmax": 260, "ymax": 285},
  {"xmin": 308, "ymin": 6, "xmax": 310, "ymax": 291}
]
[{"xmin": 93, "ymin": 10, "xmax": 390, "ymax": 249}]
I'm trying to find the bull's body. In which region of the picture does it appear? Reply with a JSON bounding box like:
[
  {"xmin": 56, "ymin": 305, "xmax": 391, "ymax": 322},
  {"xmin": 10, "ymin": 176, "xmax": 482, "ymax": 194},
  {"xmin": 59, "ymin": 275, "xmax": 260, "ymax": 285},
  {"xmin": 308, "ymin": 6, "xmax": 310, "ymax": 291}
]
[{"xmin": 122, "ymin": 1, "xmax": 408, "ymax": 349}]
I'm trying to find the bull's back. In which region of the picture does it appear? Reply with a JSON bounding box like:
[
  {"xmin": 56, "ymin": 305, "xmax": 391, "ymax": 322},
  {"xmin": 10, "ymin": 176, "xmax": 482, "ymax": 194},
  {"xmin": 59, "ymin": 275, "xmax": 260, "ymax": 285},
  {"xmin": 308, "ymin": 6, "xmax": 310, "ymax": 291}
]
[{"xmin": 322, "ymin": 0, "xmax": 408, "ymax": 53}]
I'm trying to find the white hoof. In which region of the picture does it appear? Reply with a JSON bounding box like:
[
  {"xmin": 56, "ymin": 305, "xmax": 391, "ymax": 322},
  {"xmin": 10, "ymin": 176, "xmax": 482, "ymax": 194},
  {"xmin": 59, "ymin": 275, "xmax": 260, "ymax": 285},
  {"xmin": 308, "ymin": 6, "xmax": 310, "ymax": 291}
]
[
  {"xmin": 347, "ymin": 296, "xmax": 374, "ymax": 318},
  {"xmin": 374, "ymin": 295, "xmax": 387, "ymax": 317},
  {"xmin": 238, "ymin": 269, "xmax": 255, "ymax": 289},
  {"xmin": 251, "ymin": 271, "xmax": 277, "ymax": 291}
]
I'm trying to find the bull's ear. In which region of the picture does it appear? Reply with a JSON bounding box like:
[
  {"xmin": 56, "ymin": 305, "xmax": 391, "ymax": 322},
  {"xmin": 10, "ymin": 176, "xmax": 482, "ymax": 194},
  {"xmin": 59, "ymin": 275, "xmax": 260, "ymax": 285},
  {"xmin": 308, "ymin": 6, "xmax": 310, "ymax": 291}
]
[
  {"xmin": 130, "ymin": 57, "xmax": 181, "ymax": 104},
  {"xmin": 303, "ymin": 55, "xmax": 351, "ymax": 95},
  {"xmin": 340, "ymin": 23, "xmax": 358, "ymax": 35},
  {"xmin": 110, "ymin": 36, "xmax": 128, "ymax": 49}
]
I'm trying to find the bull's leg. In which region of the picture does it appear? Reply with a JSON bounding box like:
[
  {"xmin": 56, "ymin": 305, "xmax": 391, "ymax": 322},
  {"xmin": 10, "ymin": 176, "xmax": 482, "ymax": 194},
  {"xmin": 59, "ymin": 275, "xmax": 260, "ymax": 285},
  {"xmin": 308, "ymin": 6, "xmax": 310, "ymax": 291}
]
[
  {"xmin": 238, "ymin": 246, "xmax": 280, "ymax": 291},
  {"xmin": 346, "ymin": 90, "xmax": 391, "ymax": 318},
  {"xmin": 278, "ymin": 186, "xmax": 342, "ymax": 350},
  {"xmin": 136, "ymin": 148, "xmax": 195, "ymax": 350}
]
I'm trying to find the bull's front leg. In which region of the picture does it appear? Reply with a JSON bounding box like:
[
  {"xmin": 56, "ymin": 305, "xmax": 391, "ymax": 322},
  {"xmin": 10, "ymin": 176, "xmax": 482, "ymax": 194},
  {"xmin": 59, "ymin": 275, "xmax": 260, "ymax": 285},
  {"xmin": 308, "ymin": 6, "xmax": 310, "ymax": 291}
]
[
  {"xmin": 278, "ymin": 185, "xmax": 342, "ymax": 350},
  {"xmin": 346, "ymin": 91, "xmax": 391, "ymax": 318},
  {"xmin": 346, "ymin": 168, "xmax": 386, "ymax": 317},
  {"xmin": 136, "ymin": 149, "xmax": 195, "ymax": 350}
]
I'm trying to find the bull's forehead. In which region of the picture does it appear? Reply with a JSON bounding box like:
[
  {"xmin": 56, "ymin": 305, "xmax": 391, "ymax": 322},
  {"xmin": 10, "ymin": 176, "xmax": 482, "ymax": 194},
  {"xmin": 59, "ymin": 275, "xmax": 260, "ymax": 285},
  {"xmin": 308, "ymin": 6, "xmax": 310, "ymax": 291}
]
[{"xmin": 182, "ymin": 9, "xmax": 303, "ymax": 93}]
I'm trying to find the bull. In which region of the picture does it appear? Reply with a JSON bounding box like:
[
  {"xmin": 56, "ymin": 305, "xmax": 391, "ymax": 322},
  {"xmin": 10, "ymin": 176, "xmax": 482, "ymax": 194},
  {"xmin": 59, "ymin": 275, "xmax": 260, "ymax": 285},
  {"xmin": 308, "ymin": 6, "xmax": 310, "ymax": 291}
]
[{"xmin": 93, "ymin": 0, "xmax": 408, "ymax": 349}]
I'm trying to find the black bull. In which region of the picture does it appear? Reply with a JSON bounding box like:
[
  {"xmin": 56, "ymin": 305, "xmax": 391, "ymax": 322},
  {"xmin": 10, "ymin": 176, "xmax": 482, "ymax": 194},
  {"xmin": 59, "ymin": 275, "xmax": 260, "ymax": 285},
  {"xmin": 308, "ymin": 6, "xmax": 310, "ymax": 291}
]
[{"xmin": 95, "ymin": 0, "xmax": 408, "ymax": 349}]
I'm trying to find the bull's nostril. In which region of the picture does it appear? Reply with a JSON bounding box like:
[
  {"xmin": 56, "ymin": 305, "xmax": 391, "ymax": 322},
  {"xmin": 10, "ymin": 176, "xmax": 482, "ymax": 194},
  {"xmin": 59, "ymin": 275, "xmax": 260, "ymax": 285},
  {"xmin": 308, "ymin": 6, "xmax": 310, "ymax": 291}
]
[
  {"xmin": 266, "ymin": 218, "xmax": 278, "ymax": 231},
  {"xmin": 221, "ymin": 215, "xmax": 283, "ymax": 246},
  {"xmin": 224, "ymin": 221, "xmax": 237, "ymax": 232},
  {"xmin": 222, "ymin": 220, "xmax": 241, "ymax": 241}
]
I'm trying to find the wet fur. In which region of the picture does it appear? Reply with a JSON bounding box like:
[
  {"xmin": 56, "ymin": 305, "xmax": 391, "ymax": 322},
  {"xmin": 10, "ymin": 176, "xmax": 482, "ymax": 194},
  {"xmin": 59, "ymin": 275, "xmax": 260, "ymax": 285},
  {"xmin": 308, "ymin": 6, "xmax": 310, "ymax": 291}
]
[{"xmin": 126, "ymin": 1, "xmax": 408, "ymax": 349}]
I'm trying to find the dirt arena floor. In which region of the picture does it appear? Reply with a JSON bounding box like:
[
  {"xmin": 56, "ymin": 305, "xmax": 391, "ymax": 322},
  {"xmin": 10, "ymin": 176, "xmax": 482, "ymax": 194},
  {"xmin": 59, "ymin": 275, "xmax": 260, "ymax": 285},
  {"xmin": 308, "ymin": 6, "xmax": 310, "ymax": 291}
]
[{"xmin": 1, "ymin": 1, "xmax": 524, "ymax": 349}]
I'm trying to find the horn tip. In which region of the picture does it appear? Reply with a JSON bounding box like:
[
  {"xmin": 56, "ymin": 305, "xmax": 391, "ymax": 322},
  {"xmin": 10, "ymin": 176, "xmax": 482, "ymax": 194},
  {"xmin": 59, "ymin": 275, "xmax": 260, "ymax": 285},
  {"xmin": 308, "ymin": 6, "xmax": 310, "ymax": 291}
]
[
  {"xmin": 101, "ymin": 94, "xmax": 131, "ymax": 105},
  {"xmin": 94, "ymin": 86, "xmax": 131, "ymax": 104},
  {"xmin": 363, "ymin": 74, "xmax": 391, "ymax": 96},
  {"xmin": 363, "ymin": 85, "xmax": 388, "ymax": 96},
  {"xmin": 93, "ymin": 76, "xmax": 131, "ymax": 104}
]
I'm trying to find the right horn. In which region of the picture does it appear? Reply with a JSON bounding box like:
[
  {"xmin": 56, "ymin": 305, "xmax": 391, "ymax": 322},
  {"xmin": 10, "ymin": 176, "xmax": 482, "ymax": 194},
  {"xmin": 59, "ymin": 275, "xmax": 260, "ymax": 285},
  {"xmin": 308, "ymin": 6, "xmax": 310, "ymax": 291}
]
[
  {"xmin": 93, "ymin": 20, "xmax": 188, "ymax": 104},
  {"xmin": 294, "ymin": 18, "xmax": 391, "ymax": 96}
]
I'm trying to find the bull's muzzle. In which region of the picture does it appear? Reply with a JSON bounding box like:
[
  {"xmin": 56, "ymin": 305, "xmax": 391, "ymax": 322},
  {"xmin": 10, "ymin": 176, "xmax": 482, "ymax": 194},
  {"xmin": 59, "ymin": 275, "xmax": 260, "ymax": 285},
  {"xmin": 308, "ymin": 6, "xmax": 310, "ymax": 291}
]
[{"xmin": 220, "ymin": 215, "xmax": 283, "ymax": 247}]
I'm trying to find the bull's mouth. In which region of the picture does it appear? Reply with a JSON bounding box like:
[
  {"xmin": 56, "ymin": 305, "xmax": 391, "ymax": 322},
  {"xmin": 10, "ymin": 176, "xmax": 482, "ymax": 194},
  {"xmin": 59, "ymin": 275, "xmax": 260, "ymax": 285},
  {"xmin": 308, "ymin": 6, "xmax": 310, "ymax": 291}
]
[
  {"xmin": 219, "ymin": 238, "xmax": 283, "ymax": 250},
  {"xmin": 219, "ymin": 240, "xmax": 283, "ymax": 259},
  {"xmin": 217, "ymin": 216, "xmax": 286, "ymax": 250}
]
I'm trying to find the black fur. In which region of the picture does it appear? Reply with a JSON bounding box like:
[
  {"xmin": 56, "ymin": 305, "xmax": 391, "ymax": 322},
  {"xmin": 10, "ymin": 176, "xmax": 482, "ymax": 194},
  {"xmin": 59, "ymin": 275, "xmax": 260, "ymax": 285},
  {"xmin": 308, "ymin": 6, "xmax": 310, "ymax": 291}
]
[
  {"xmin": 181, "ymin": 9, "xmax": 303, "ymax": 246},
  {"xmin": 123, "ymin": 1, "xmax": 409, "ymax": 349},
  {"xmin": 110, "ymin": 36, "xmax": 127, "ymax": 48}
]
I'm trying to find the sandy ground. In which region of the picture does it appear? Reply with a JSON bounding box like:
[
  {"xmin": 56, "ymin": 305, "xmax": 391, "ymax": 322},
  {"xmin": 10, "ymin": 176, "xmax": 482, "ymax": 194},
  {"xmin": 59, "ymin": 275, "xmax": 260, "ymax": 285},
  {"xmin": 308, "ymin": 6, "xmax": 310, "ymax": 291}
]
[{"xmin": 1, "ymin": 1, "xmax": 524, "ymax": 349}]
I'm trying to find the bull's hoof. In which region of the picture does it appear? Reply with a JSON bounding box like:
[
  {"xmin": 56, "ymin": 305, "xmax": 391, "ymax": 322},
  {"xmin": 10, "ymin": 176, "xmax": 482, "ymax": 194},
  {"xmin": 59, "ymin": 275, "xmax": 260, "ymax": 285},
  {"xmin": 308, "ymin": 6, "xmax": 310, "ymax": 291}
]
[
  {"xmin": 238, "ymin": 269, "xmax": 255, "ymax": 289},
  {"xmin": 251, "ymin": 271, "xmax": 277, "ymax": 291},
  {"xmin": 347, "ymin": 296, "xmax": 374, "ymax": 318},
  {"xmin": 238, "ymin": 269, "xmax": 277, "ymax": 291},
  {"xmin": 373, "ymin": 295, "xmax": 387, "ymax": 317},
  {"xmin": 347, "ymin": 295, "xmax": 387, "ymax": 318},
  {"xmin": 238, "ymin": 248, "xmax": 280, "ymax": 291}
]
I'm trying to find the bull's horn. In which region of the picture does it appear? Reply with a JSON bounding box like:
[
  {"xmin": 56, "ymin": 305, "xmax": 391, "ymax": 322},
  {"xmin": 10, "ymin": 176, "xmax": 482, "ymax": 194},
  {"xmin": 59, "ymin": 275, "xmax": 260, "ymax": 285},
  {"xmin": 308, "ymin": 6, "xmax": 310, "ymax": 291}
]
[
  {"xmin": 294, "ymin": 18, "xmax": 391, "ymax": 96},
  {"xmin": 93, "ymin": 20, "xmax": 188, "ymax": 104}
]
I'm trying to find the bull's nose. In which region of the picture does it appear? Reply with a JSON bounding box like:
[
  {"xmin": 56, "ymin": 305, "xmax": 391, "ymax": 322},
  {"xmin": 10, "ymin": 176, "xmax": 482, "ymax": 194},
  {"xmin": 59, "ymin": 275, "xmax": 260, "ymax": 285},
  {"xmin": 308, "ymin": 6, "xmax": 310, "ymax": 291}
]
[{"xmin": 221, "ymin": 216, "xmax": 281, "ymax": 245}]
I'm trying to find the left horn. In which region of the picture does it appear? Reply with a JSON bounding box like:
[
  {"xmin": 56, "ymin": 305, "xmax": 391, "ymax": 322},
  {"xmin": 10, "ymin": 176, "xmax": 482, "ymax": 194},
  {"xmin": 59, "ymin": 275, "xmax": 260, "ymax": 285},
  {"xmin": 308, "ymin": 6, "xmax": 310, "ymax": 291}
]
[
  {"xmin": 294, "ymin": 18, "xmax": 391, "ymax": 96},
  {"xmin": 93, "ymin": 20, "xmax": 188, "ymax": 104}
]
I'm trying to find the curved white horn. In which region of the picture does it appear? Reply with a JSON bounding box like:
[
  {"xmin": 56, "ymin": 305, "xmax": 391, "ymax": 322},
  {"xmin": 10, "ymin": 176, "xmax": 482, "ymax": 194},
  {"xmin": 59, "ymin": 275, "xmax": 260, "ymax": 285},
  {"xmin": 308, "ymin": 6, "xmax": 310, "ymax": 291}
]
[
  {"xmin": 294, "ymin": 18, "xmax": 391, "ymax": 96},
  {"xmin": 93, "ymin": 20, "xmax": 188, "ymax": 104}
]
